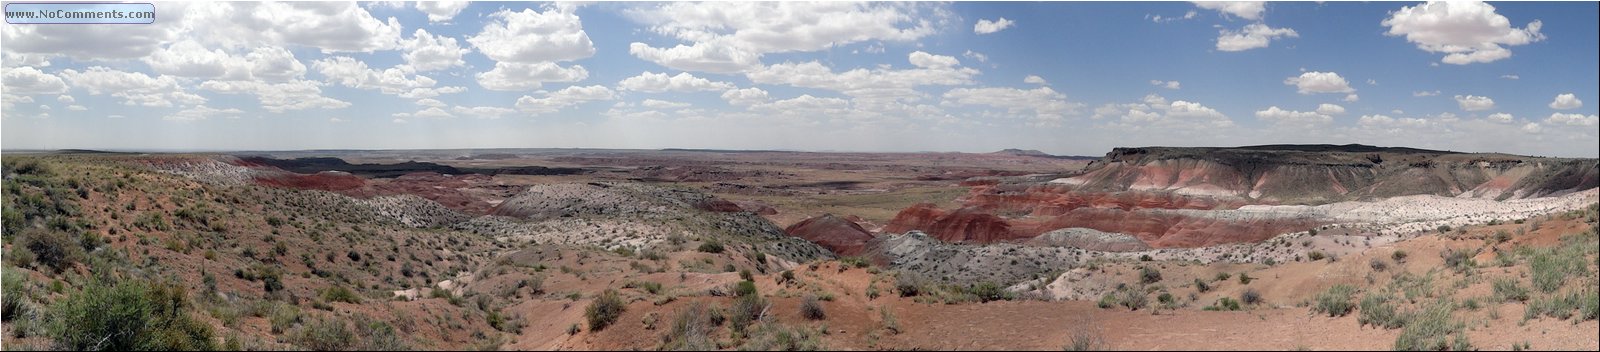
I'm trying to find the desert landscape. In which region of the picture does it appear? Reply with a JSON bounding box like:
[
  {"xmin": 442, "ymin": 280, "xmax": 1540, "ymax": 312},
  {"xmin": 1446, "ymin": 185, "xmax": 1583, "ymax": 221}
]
[
  {"xmin": 1, "ymin": 145, "xmax": 1596, "ymax": 350},
  {"xmin": 4, "ymin": 1, "xmax": 1599, "ymax": 351}
]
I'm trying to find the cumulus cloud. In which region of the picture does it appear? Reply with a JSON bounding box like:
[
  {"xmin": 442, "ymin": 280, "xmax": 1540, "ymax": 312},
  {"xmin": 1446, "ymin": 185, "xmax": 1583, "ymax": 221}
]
[
  {"xmin": 618, "ymin": 71, "xmax": 735, "ymax": 93},
  {"xmin": 1544, "ymin": 113, "xmax": 1597, "ymax": 126},
  {"xmin": 1091, "ymin": 94, "xmax": 1233, "ymax": 129},
  {"xmin": 1453, "ymin": 95, "xmax": 1495, "ymax": 111},
  {"xmin": 641, "ymin": 99, "xmax": 691, "ymax": 109},
  {"xmin": 143, "ymin": 41, "xmax": 307, "ymax": 82},
  {"xmin": 1149, "ymin": 80, "xmax": 1180, "ymax": 90},
  {"xmin": 199, "ymin": 79, "xmax": 351, "ymax": 112},
  {"xmin": 1255, "ymin": 106, "xmax": 1332, "ymax": 125},
  {"xmin": 1024, "ymin": 75, "xmax": 1048, "ymax": 85},
  {"xmin": 721, "ymin": 88, "xmax": 770, "ymax": 106},
  {"xmin": 1487, "ymin": 112, "xmax": 1514, "ymax": 123},
  {"xmin": 944, "ymin": 86, "xmax": 1078, "ymax": 123},
  {"xmin": 515, "ymin": 85, "xmax": 616, "ymax": 114},
  {"xmin": 313, "ymin": 56, "xmax": 465, "ymax": 99},
  {"xmin": 624, "ymin": 2, "xmax": 943, "ymax": 73},
  {"xmin": 402, "ymin": 29, "xmax": 469, "ymax": 72},
  {"xmin": 468, "ymin": 5, "xmax": 595, "ymax": 89},
  {"xmin": 1216, "ymin": 23, "xmax": 1298, "ymax": 52},
  {"xmin": 1316, "ymin": 103, "xmax": 1346, "ymax": 115},
  {"xmin": 60, "ymin": 67, "xmax": 204, "ymax": 107},
  {"xmin": 746, "ymin": 52, "xmax": 978, "ymax": 101},
  {"xmin": 908, "ymin": 51, "xmax": 961, "ymax": 69},
  {"xmin": 974, "ymin": 17, "xmax": 1015, "ymax": 34},
  {"xmin": 1193, "ymin": 1, "xmax": 1265, "ymax": 20},
  {"xmin": 2, "ymin": 66, "xmax": 68, "ymax": 94},
  {"xmin": 1283, "ymin": 71, "xmax": 1354, "ymax": 94},
  {"xmin": 1521, "ymin": 122, "xmax": 1542, "ymax": 134},
  {"xmin": 451, "ymin": 106, "xmax": 516, "ymax": 119},
  {"xmin": 1549, "ymin": 93, "xmax": 1583, "ymax": 110},
  {"xmin": 415, "ymin": 1, "xmax": 469, "ymax": 22},
  {"xmin": 1382, "ymin": 1, "xmax": 1545, "ymax": 65},
  {"xmin": 168, "ymin": 105, "xmax": 243, "ymax": 121},
  {"xmin": 1413, "ymin": 90, "xmax": 1441, "ymax": 97},
  {"xmin": 475, "ymin": 62, "xmax": 589, "ymax": 91},
  {"xmin": 963, "ymin": 50, "xmax": 988, "ymax": 63}
]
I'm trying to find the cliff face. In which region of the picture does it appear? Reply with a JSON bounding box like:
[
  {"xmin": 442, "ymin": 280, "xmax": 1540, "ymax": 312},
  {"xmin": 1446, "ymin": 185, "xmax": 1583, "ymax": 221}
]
[{"xmin": 882, "ymin": 144, "xmax": 1599, "ymax": 249}]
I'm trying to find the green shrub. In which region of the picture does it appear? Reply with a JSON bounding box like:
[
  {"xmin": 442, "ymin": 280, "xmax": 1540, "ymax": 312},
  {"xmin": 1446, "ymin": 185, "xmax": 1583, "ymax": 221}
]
[
  {"xmin": 1313, "ymin": 285, "xmax": 1357, "ymax": 317},
  {"xmin": 734, "ymin": 280, "xmax": 757, "ymax": 297},
  {"xmin": 1392, "ymin": 250, "xmax": 1409, "ymax": 263},
  {"xmin": 321, "ymin": 285, "xmax": 362, "ymax": 304},
  {"xmin": 626, "ymin": 280, "xmax": 663, "ymax": 295},
  {"xmin": 1492, "ymin": 278, "xmax": 1529, "ymax": 303},
  {"xmin": 895, "ymin": 274, "xmax": 921, "ymax": 297},
  {"xmin": 15, "ymin": 228, "xmax": 84, "ymax": 273},
  {"xmin": 1238, "ymin": 272, "xmax": 1253, "ymax": 285},
  {"xmin": 2, "ymin": 267, "xmax": 30, "ymax": 321},
  {"xmin": 697, "ymin": 241, "xmax": 724, "ymax": 254},
  {"xmin": 1394, "ymin": 301, "xmax": 1470, "ymax": 351},
  {"xmin": 585, "ymin": 289, "xmax": 626, "ymax": 331},
  {"xmin": 47, "ymin": 279, "xmax": 216, "ymax": 350},
  {"xmin": 1139, "ymin": 267, "xmax": 1162, "ymax": 284},
  {"xmin": 1063, "ymin": 329, "xmax": 1106, "ymax": 351},
  {"xmin": 660, "ymin": 302, "xmax": 715, "ymax": 350},
  {"xmin": 1193, "ymin": 278, "xmax": 1211, "ymax": 293},
  {"xmin": 729, "ymin": 294, "xmax": 767, "ymax": 334},
  {"xmin": 968, "ymin": 282, "xmax": 1013, "ymax": 303},
  {"xmin": 1117, "ymin": 288, "xmax": 1147, "ymax": 311},
  {"xmin": 1239, "ymin": 288, "xmax": 1262, "ymax": 305},
  {"xmin": 1529, "ymin": 248, "xmax": 1587, "ymax": 293},
  {"xmin": 294, "ymin": 316, "xmax": 354, "ymax": 351},
  {"xmin": 1358, "ymin": 292, "xmax": 1407, "ymax": 329},
  {"xmin": 1205, "ymin": 297, "xmax": 1241, "ymax": 311},
  {"xmin": 1440, "ymin": 249, "xmax": 1476, "ymax": 273},
  {"xmin": 1307, "ymin": 251, "xmax": 1326, "ymax": 261},
  {"xmin": 800, "ymin": 295, "xmax": 825, "ymax": 320}
]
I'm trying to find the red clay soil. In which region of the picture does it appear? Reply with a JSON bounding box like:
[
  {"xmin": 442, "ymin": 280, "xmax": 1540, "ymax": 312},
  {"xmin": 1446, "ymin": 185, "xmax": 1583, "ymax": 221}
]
[
  {"xmin": 882, "ymin": 204, "xmax": 1024, "ymax": 243},
  {"xmin": 251, "ymin": 171, "xmax": 366, "ymax": 191},
  {"xmin": 784, "ymin": 214, "xmax": 875, "ymax": 256},
  {"xmin": 693, "ymin": 198, "xmax": 745, "ymax": 212}
]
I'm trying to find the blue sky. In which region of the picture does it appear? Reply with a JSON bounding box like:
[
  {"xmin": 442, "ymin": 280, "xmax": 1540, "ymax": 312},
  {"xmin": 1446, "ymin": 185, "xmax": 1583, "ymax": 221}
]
[{"xmin": 2, "ymin": 1, "xmax": 1596, "ymax": 157}]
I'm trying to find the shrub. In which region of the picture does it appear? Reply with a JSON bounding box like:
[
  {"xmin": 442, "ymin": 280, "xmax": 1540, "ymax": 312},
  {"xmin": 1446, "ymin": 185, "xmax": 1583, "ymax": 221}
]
[
  {"xmin": 321, "ymin": 285, "xmax": 362, "ymax": 304},
  {"xmin": 1358, "ymin": 292, "xmax": 1407, "ymax": 329},
  {"xmin": 729, "ymin": 294, "xmax": 768, "ymax": 334},
  {"xmin": 1529, "ymin": 248, "xmax": 1586, "ymax": 293},
  {"xmin": 895, "ymin": 275, "xmax": 922, "ymax": 297},
  {"xmin": 47, "ymin": 279, "xmax": 216, "ymax": 350},
  {"xmin": 734, "ymin": 280, "xmax": 758, "ymax": 297},
  {"xmin": 1139, "ymin": 267, "xmax": 1162, "ymax": 284},
  {"xmin": 294, "ymin": 316, "xmax": 354, "ymax": 351},
  {"xmin": 1312, "ymin": 285, "xmax": 1357, "ymax": 317},
  {"xmin": 15, "ymin": 228, "xmax": 84, "ymax": 273},
  {"xmin": 969, "ymin": 282, "xmax": 1013, "ymax": 302},
  {"xmin": 697, "ymin": 241, "xmax": 724, "ymax": 254},
  {"xmin": 585, "ymin": 289, "xmax": 626, "ymax": 331},
  {"xmin": 1138, "ymin": 254, "xmax": 1152, "ymax": 262},
  {"xmin": 1205, "ymin": 297, "xmax": 1241, "ymax": 311},
  {"xmin": 800, "ymin": 295, "xmax": 826, "ymax": 320},
  {"xmin": 1117, "ymin": 288, "xmax": 1148, "ymax": 311},
  {"xmin": 1307, "ymin": 251, "xmax": 1326, "ymax": 261},
  {"xmin": 1391, "ymin": 250, "xmax": 1408, "ymax": 263},
  {"xmin": 1369, "ymin": 258, "xmax": 1389, "ymax": 272},
  {"xmin": 1239, "ymin": 288, "xmax": 1262, "ymax": 305},
  {"xmin": 661, "ymin": 302, "xmax": 715, "ymax": 350},
  {"xmin": 1238, "ymin": 272, "xmax": 1253, "ymax": 285},
  {"xmin": 1214, "ymin": 272, "xmax": 1232, "ymax": 281},
  {"xmin": 2, "ymin": 268, "xmax": 29, "ymax": 321},
  {"xmin": 1064, "ymin": 329, "xmax": 1106, "ymax": 351},
  {"xmin": 1492, "ymin": 278, "xmax": 1529, "ymax": 303},
  {"xmin": 1440, "ymin": 249, "xmax": 1475, "ymax": 273},
  {"xmin": 627, "ymin": 281, "xmax": 663, "ymax": 295},
  {"xmin": 1394, "ymin": 301, "xmax": 1470, "ymax": 351}
]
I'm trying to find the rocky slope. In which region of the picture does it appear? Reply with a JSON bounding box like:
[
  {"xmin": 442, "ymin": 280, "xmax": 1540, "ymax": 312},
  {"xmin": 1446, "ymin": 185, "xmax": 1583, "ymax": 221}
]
[{"xmin": 783, "ymin": 214, "xmax": 875, "ymax": 256}]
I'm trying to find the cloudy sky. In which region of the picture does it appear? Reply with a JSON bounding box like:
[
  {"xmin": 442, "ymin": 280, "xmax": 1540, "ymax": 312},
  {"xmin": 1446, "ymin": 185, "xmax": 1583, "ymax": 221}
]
[{"xmin": 2, "ymin": 1, "xmax": 1597, "ymax": 157}]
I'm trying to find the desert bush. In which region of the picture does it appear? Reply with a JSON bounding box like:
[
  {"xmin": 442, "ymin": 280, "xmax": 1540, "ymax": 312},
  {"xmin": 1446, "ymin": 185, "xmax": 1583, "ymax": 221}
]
[
  {"xmin": 1214, "ymin": 272, "xmax": 1232, "ymax": 281},
  {"xmin": 800, "ymin": 295, "xmax": 826, "ymax": 320},
  {"xmin": 1313, "ymin": 285, "xmax": 1357, "ymax": 317},
  {"xmin": 1117, "ymin": 288, "xmax": 1148, "ymax": 311},
  {"xmin": 1064, "ymin": 329, "xmax": 1106, "ymax": 351},
  {"xmin": 626, "ymin": 280, "xmax": 663, "ymax": 295},
  {"xmin": 1369, "ymin": 258, "xmax": 1389, "ymax": 272},
  {"xmin": 1358, "ymin": 292, "xmax": 1407, "ymax": 329},
  {"xmin": 1193, "ymin": 278, "xmax": 1211, "ymax": 293},
  {"xmin": 729, "ymin": 294, "xmax": 768, "ymax": 335},
  {"xmin": 1440, "ymin": 249, "xmax": 1476, "ymax": 273},
  {"xmin": 1394, "ymin": 301, "xmax": 1470, "ymax": 351},
  {"xmin": 1391, "ymin": 250, "xmax": 1409, "ymax": 263},
  {"xmin": 294, "ymin": 315, "xmax": 354, "ymax": 351},
  {"xmin": 895, "ymin": 274, "xmax": 922, "ymax": 297},
  {"xmin": 968, "ymin": 282, "xmax": 1013, "ymax": 302},
  {"xmin": 742, "ymin": 323, "xmax": 824, "ymax": 351},
  {"xmin": 1238, "ymin": 272, "xmax": 1253, "ymax": 285},
  {"xmin": 1239, "ymin": 288, "xmax": 1262, "ymax": 305},
  {"xmin": 1492, "ymin": 278, "xmax": 1529, "ymax": 303},
  {"xmin": 586, "ymin": 289, "xmax": 627, "ymax": 332},
  {"xmin": 1307, "ymin": 251, "xmax": 1326, "ymax": 261},
  {"xmin": 47, "ymin": 279, "xmax": 216, "ymax": 350},
  {"xmin": 660, "ymin": 302, "xmax": 715, "ymax": 351},
  {"xmin": 15, "ymin": 228, "xmax": 84, "ymax": 273},
  {"xmin": 880, "ymin": 307, "xmax": 900, "ymax": 335},
  {"xmin": 697, "ymin": 241, "xmax": 724, "ymax": 254},
  {"xmin": 1139, "ymin": 267, "xmax": 1162, "ymax": 284},
  {"xmin": 1529, "ymin": 248, "xmax": 1587, "ymax": 293},
  {"xmin": 2, "ymin": 268, "xmax": 30, "ymax": 321},
  {"xmin": 1204, "ymin": 297, "xmax": 1241, "ymax": 311},
  {"xmin": 734, "ymin": 280, "xmax": 758, "ymax": 297},
  {"xmin": 321, "ymin": 285, "xmax": 362, "ymax": 304}
]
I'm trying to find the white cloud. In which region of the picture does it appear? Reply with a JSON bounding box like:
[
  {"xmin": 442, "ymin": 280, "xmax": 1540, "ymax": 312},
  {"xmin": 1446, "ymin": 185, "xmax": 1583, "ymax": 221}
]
[
  {"xmin": 1283, "ymin": 71, "xmax": 1354, "ymax": 94},
  {"xmin": 746, "ymin": 52, "xmax": 978, "ymax": 100},
  {"xmin": 468, "ymin": 7, "xmax": 595, "ymax": 64},
  {"xmin": 617, "ymin": 71, "xmax": 735, "ymax": 93},
  {"xmin": 402, "ymin": 29, "xmax": 469, "ymax": 72},
  {"xmin": 1413, "ymin": 90, "xmax": 1440, "ymax": 97},
  {"xmin": 625, "ymin": 2, "xmax": 943, "ymax": 73},
  {"xmin": 1487, "ymin": 112, "xmax": 1514, "ymax": 123},
  {"xmin": 60, "ymin": 67, "xmax": 204, "ymax": 107},
  {"xmin": 1544, "ymin": 113, "xmax": 1597, "ymax": 126},
  {"xmin": 974, "ymin": 17, "xmax": 1015, "ymax": 34},
  {"xmin": 193, "ymin": 2, "xmax": 404, "ymax": 53},
  {"xmin": 1367, "ymin": 79, "xmax": 1378, "ymax": 86},
  {"xmin": 415, "ymin": 1, "xmax": 469, "ymax": 22},
  {"xmin": 66, "ymin": 105, "xmax": 87, "ymax": 111},
  {"xmin": 1500, "ymin": 74, "xmax": 1519, "ymax": 80},
  {"xmin": 1359, "ymin": 114, "xmax": 1429, "ymax": 128},
  {"xmin": 749, "ymin": 94, "xmax": 852, "ymax": 118},
  {"xmin": 721, "ymin": 87, "xmax": 770, "ymax": 106},
  {"xmin": 1193, "ymin": 1, "xmax": 1265, "ymax": 20},
  {"xmin": 1344, "ymin": 94, "xmax": 1360, "ymax": 102},
  {"xmin": 1091, "ymin": 94, "xmax": 1233, "ymax": 129},
  {"xmin": 1549, "ymin": 93, "xmax": 1583, "ymax": 110},
  {"xmin": 1149, "ymin": 80, "xmax": 1180, "ymax": 89},
  {"xmin": 944, "ymin": 86, "xmax": 1078, "ymax": 123},
  {"xmin": 313, "ymin": 56, "xmax": 464, "ymax": 99},
  {"xmin": 143, "ymin": 42, "xmax": 308, "ymax": 82},
  {"xmin": 1521, "ymin": 122, "xmax": 1542, "ymax": 134},
  {"xmin": 2, "ymin": 66, "xmax": 68, "ymax": 94},
  {"xmin": 641, "ymin": 99, "xmax": 691, "ymax": 109},
  {"xmin": 908, "ymin": 51, "xmax": 961, "ymax": 69},
  {"xmin": 1024, "ymin": 75, "xmax": 1048, "ymax": 85},
  {"xmin": 168, "ymin": 105, "xmax": 243, "ymax": 121},
  {"xmin": 1255, "ymin": 106, "xmax": 1332, "ymax": 125},
  {"xmin": 963, "ymin": 50, "xmax": 988, "ymax": 63},
  {"xmin": 452, "ymin": 106, "xmax": 516, "ymax": 119},
  {"xmin": 2, "ymin": 95, "xmax": 34, "ymax": 110},
  {"xmin": 393, "ymin": 107, "xmax": 454, "ymax": 119},
  {"xmin": 416, "ymin": 99, "xmax": 447, "ymax": 108},
  {"xmin": 1453, "ymin": 95, "xmax": 1495, "ymax": 111},
  {"xmin": 475, "ymin": 62, "xmax": 589, "ymax": 91},
  {"xmin": 199, "ymin": 79, "xmax": 351, "ymax": 112},
  {"xmin": 56, "ymin": 95, "xmax": 73, "ymax": 103},
  {"xmin": 1216, "ymin": 23, "xmax": 1298, "ymax": 52},
  {"xmin": 515, "ymin": 85, "xmax": 616, "ymax": 114},
  {"xmin": 1316, "ymin": 103, "xmax": 1346, "ymax": 115},
  {"xmin": 1382, "ymin": 1, "xmax": 1545, "ymax": 65}
]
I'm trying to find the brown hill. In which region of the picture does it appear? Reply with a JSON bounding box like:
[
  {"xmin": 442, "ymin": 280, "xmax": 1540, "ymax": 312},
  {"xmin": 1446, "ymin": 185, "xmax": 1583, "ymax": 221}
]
[{"xmin": 784, "ymin": 214, "xmax": 875, "ymax": 255}]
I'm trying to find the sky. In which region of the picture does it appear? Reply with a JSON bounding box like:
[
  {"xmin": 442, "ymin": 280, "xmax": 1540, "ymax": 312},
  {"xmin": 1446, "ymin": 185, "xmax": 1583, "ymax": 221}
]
[{"xmin": 1, "ymin": 1, "xmax": 1597, "ymax": 157}]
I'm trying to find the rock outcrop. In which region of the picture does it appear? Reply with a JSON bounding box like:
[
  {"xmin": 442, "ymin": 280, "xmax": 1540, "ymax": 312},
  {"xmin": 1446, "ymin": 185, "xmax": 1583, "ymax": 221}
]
[{"xmin": 784, "ymin": 214, "xmax": 874, "ymax": 255}]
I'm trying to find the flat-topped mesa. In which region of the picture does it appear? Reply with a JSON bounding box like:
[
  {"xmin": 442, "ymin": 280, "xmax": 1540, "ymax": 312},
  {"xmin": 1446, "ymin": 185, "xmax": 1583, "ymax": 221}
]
[
  {"xmin": 878, "ymin": 144, "xmax": 1598, "ymax": 249},
  {"xmin": 1067, "ymin": 144, "xmax": 1598, "ymax": 203}
]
